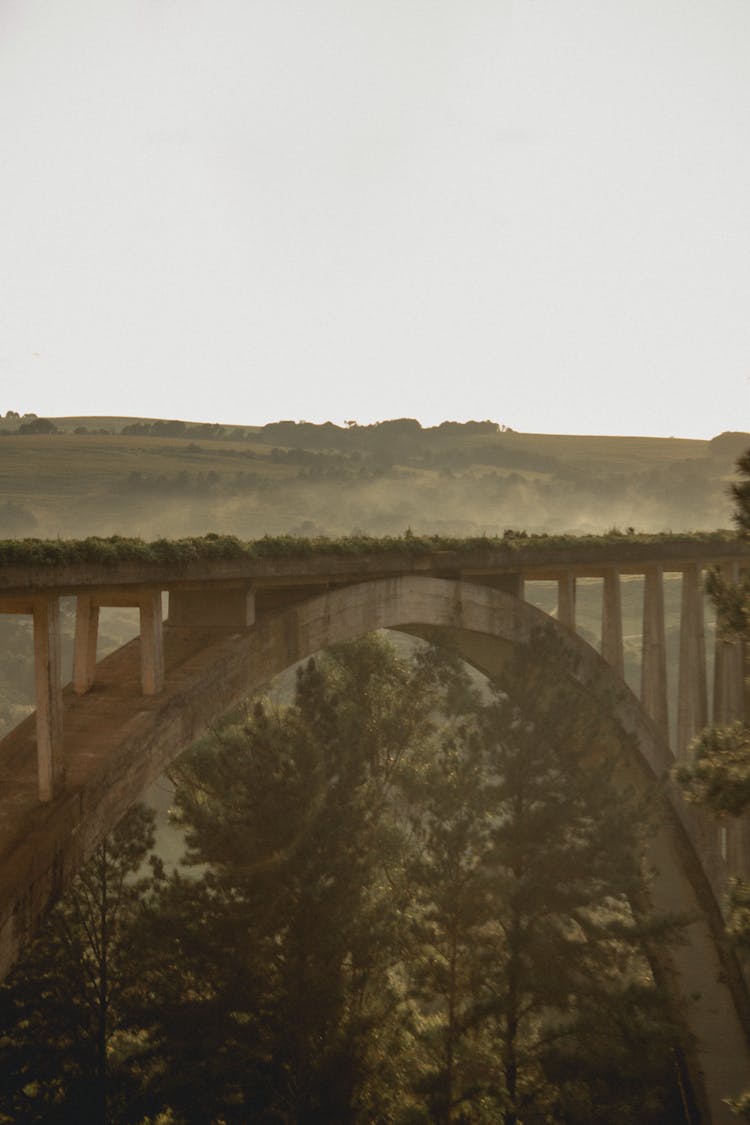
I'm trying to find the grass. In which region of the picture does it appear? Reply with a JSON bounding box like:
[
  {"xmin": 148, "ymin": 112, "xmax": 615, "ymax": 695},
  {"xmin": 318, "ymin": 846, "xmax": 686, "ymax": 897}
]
[
  {"xmin": 0, "ymin": 433, "xmax": 292, "ymax": 498},
  {"xmin": 465, "ymin": 430, "xmax": 711, "ymax": 465},
  {"xmin": 0, "ymin": 529, "xmax": 741, "ymax": 569},
  {"xmin": 0, "ymin": 427, "xmax": 729, "ymax": 507}
]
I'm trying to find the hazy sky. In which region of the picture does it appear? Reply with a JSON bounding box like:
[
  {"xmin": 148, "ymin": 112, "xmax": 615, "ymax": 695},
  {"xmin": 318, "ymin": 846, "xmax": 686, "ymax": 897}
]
[{"xmin": 1, "ymin": 1, "xmax": 749, "ymax": 437}]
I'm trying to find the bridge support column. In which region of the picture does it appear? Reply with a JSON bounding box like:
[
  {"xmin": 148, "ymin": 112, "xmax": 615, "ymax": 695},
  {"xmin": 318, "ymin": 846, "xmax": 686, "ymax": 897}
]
[
  {"xmin": 676, "ymin": 564, "xmax": 708, "ymax": 761},
  {"xmin": 557, "ymin": 571, "xmax": 576, "ymax": 630},
  {"xmin": 139, "ymin": 591, "xmax": 164, "ymax": 696},
  {"xmin": 641, "ymin": 566, "xmax": 669, "ymax": 740},
  {"xmin": 33, "ymin": 596, "xmax": 64, "ymax": 802},
  {"xmin": 601, "ymin": 567, "xmax": 624, "ymax": 676},
  {"xmin": 73, "ymin": 595, "xmax": 99, "ymax": 695}
]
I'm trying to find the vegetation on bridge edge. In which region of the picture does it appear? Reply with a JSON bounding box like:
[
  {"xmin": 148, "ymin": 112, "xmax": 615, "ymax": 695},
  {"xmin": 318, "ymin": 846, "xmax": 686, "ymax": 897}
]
[{"xmin": 0, "ymin": 528, "xmax": 740, "ymax": 568}]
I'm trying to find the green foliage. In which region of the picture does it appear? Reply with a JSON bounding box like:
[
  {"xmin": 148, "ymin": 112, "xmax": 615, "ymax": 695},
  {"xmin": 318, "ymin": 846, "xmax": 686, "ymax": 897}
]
[
  {"xmin": 0, "ymin": 805, "xmax": 158, "ymax": 1124},
  {"xmin": 731, "ymin": 450, "xmax": 750, "ymax": 536},
  {"xmin": 17, "ymin": 417, "xmax": 57, "ymax": 435},
  {"xmin": 726, "ymin": 879, "xmax": 750, "ymax": 951},
  {"xmin": 728, "ymin": 1087, "xmax": 750, "ymax": 1120},
  {"xmin": 402, "ymin": 631, "xmax": 682, "ymax": 1124},
  {"xmin": 678, "ymin": 445, "xmax": 750, "ymax": 819},
  {"xmin": 706, "ymin": 567, "xmax": 750, "ymax": 637},
  {"xmin": 0, "ymin": 635, "xmax": 688, "ymax": 1122},
  {"xmin": 135, "ymin": 634, "xmax": 682, "ymax": 1122},
  {"xmin": 676, "ymin": 441, "xmax": 750, "ymax": 1113},
  {"xmin": 130, "ymin": 636, "xmax": 444, "ymax": 1123},
  {"xmin": 0, "ymin": 528, "xmax": 740, "ymax": 570},
  {"xmin": 677, "ymin": 723, "xmax": 750, "ymax": 816}
]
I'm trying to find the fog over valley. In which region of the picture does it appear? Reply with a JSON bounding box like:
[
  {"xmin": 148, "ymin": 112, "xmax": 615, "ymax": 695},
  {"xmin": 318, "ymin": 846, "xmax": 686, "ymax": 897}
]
[{"xmin": 0, "ymin": 414, "xmax": 744, "ymax": 542}]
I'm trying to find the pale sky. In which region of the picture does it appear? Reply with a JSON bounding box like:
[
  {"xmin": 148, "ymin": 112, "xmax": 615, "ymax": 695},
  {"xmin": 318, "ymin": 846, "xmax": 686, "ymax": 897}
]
[{"xmin": 1, "ymin": 0, "xmax": 749, "ymax": 437}]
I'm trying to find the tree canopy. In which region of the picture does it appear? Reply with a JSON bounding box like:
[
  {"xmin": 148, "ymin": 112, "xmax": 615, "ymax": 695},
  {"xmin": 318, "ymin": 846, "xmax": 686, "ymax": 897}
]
[{"xmin": 0, "ymin": 632, "xmax": 688, "ymax": 1123}]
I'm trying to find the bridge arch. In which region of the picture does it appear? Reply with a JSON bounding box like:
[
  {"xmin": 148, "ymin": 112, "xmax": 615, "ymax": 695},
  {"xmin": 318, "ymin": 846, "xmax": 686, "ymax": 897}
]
[{"xmin": 1, "ymin": 575, "xmax": 749, "ymax": 1121}]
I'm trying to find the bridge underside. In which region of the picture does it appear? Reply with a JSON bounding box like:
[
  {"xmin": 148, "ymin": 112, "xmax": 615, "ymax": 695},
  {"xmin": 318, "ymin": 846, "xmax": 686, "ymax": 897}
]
[{"xmin": 0, "ymin": 576, "xmax": 748, "ymax": 1122}]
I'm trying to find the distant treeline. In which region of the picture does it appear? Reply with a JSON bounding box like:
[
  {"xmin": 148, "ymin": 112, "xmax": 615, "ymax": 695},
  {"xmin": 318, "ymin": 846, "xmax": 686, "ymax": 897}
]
[
  {"xmin": 114, "ymin": 451, "xmax": 722, "ymax": 510},
  {"xmin": 2, "ymin": 414, "xmax": 510, "ymax": 444},
  {"xmin": 3, "ymin": 411, "xmax": 749, "ymax": 462},
  {"xmin": 120, "ymin": 416, "xmax": 511, "ymax": 453}
]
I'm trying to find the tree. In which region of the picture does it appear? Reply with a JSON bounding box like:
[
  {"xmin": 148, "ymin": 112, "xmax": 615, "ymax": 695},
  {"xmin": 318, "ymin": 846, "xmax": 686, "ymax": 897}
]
[
  {"xmin": 677, "ymin": 448, "xmax": 750, "ymax": 1120},
  {"xmin": 0, "ymin": 805, "xmax": 158, "ymax": 1124},
  {"xmin": 5, "ymin": 634, "xmax": 688, "ymax": 1123},
  {"xmin": 128, "ymin": 632, "xmax": 688, "ymax": 1123},
  {"xmin": 131, "ymin": 636, "xmax": 450, "ymax": 1123},
  {"xmin": 402, "ymin": 709, "xmax": 497, "ymax": 1123},
  {"xmin": 18, "ymin": 417, "xmax": 57, "ymax": 434},
  {"xmin": 401, "ymin": 629, "xmax": 687, "ymax": 1125},
  {"xmin": 678, "ymin": 450, "xmax": 750, "ymax": 841}
]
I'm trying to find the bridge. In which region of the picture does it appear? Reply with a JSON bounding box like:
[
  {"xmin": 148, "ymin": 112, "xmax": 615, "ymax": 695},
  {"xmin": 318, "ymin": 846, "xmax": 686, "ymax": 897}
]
[{"xmin": 0, "ymin": 532, "xmax": 749, "ymax": 1122}]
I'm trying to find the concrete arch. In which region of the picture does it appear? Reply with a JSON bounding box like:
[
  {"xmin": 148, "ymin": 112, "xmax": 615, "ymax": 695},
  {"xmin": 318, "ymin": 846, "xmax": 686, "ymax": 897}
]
[{"xmin": 2, "ymin": 576, "xmax": 749, "ymax": 1121}]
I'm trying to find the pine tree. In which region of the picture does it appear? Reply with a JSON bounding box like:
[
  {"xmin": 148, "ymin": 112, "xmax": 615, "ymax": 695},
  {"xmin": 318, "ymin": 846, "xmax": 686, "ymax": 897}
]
[
  {"xmin": 677, "ymin": 447, "xmax": 750, "ymax": 1121},
  {"xmin": 0, "ymin": 804, "xmax": 158, "ymax": 1124},
  {"xmin": 679, "ymin": 447, "xmax": 750, "ymax": 819},
  {"xmin": 133, "ymin": 636, "xmax": 447, "ymax": 1123},
  {"xmin": 401, "ymin": 628, "xmax": 687, "ymax": 1124},
  {"xmin": 0, "ymin": 629, "xmax": 694, "ymax": 1123},
  {"xmin": 20, "ymin": 630, "xmax": 684, "ymax": 1124}
]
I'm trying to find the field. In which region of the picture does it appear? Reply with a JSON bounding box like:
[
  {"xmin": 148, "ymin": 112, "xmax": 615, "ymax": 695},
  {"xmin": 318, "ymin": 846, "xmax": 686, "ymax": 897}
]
[{"xmin": 0, "ymin": 415, "xmax": 745, "ymax": 541}]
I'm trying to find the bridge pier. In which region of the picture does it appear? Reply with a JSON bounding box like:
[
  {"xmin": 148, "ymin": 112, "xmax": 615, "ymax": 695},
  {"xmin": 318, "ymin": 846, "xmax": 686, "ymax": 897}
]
[
  {"xmin": 601, "ymin": 566, "xmax": 624, "ymax": 676},
  {"xmin": 676, "ymin": 564, "xmax": 708, "ymax": 761},
  {"xmin": 0, "ymin": 595, "xmax": 64, "ymax": 802},
  {"xmin": 641, "ymin": 565, "xmax": 669, "ymax": 741},
  {"xmin": 73, "ymin": 596, "xmax": 99, "ymax": 695},
  {"xmin": 557, "ymin": 571, "xmax": 576, "ymax": 629},
  {"xmin": 139, "ymin": 591, "xmax": 164, "ymax": 695},
  {"xmin": 32, "ymin": 596, "xmax": 64, "ymax": 802}
]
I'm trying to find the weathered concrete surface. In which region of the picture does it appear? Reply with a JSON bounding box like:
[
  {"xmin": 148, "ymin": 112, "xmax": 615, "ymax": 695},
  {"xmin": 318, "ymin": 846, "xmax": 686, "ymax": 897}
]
[{"xmin": 0, "ymin": 576, "xmax": 747, "ymax": 1121}]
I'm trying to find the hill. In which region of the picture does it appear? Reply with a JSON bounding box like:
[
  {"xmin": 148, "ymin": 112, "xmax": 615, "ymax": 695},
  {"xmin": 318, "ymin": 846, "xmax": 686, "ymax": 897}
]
[{"xmin": 0, "ymin": 414, "xmax": 745, "ymax": 541}]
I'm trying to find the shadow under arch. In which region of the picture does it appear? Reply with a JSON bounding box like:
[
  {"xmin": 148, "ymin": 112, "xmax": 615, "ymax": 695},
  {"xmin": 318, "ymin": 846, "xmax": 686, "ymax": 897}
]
[{"xmin": 1, "ymin": 576, "xmax": 749, "ymax": 1121}]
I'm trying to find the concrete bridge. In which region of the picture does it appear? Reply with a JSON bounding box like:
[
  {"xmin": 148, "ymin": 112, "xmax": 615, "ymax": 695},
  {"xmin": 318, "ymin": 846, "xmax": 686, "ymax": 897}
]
[{"xmin": 0, "ymin": 533, "xmax": 749, "ymax": 1122}]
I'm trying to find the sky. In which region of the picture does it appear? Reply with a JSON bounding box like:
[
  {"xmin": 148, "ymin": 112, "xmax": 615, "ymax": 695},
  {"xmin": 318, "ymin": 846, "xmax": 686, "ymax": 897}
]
[{"xmin": 1, "ymin": 0, "xmax": 749, "ymax": 438}]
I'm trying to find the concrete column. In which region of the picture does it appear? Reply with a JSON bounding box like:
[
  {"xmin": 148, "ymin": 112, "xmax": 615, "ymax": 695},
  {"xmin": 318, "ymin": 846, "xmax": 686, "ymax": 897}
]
[
  {"xmin": 32, "ymin": 596, "xmax": 64, "ymax": 802},
  {"xmin": 676, "ymin": 565, "xmax": 708, "ymax": 761},
  {"xmin": 139, "ymin": 590, "xmax": 164, "ymax": 696},
  {"xmin": 73, "ymin": 595, "xmax": 100, "ymax": 695},
  {"xmin": 713, "ymin": 561, "xmax": 745, "ymax": 727},
  {"xmin": 641, "ymin": 566, "xmax": 669, "ymax": 740},
  {"xmin": 557, "ymin": 571, "xmax": 576, "ymax": 630},
  {"xmin": 601, "ymin": 567, "xmax": 624, "ymax": 676}
]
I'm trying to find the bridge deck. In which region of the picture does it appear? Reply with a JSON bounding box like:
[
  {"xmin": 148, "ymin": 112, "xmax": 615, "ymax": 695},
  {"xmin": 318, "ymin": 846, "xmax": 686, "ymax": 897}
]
[{"xmin": 0, "ymin": 534, "xmax": 747, "ymax": 597}]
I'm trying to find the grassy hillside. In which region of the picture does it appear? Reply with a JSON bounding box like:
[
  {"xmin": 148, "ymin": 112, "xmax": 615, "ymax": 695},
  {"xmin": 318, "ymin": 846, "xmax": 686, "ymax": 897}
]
[{"xmin": 0, "ymin": 415, "xmax": 744, "ymax": 541}]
